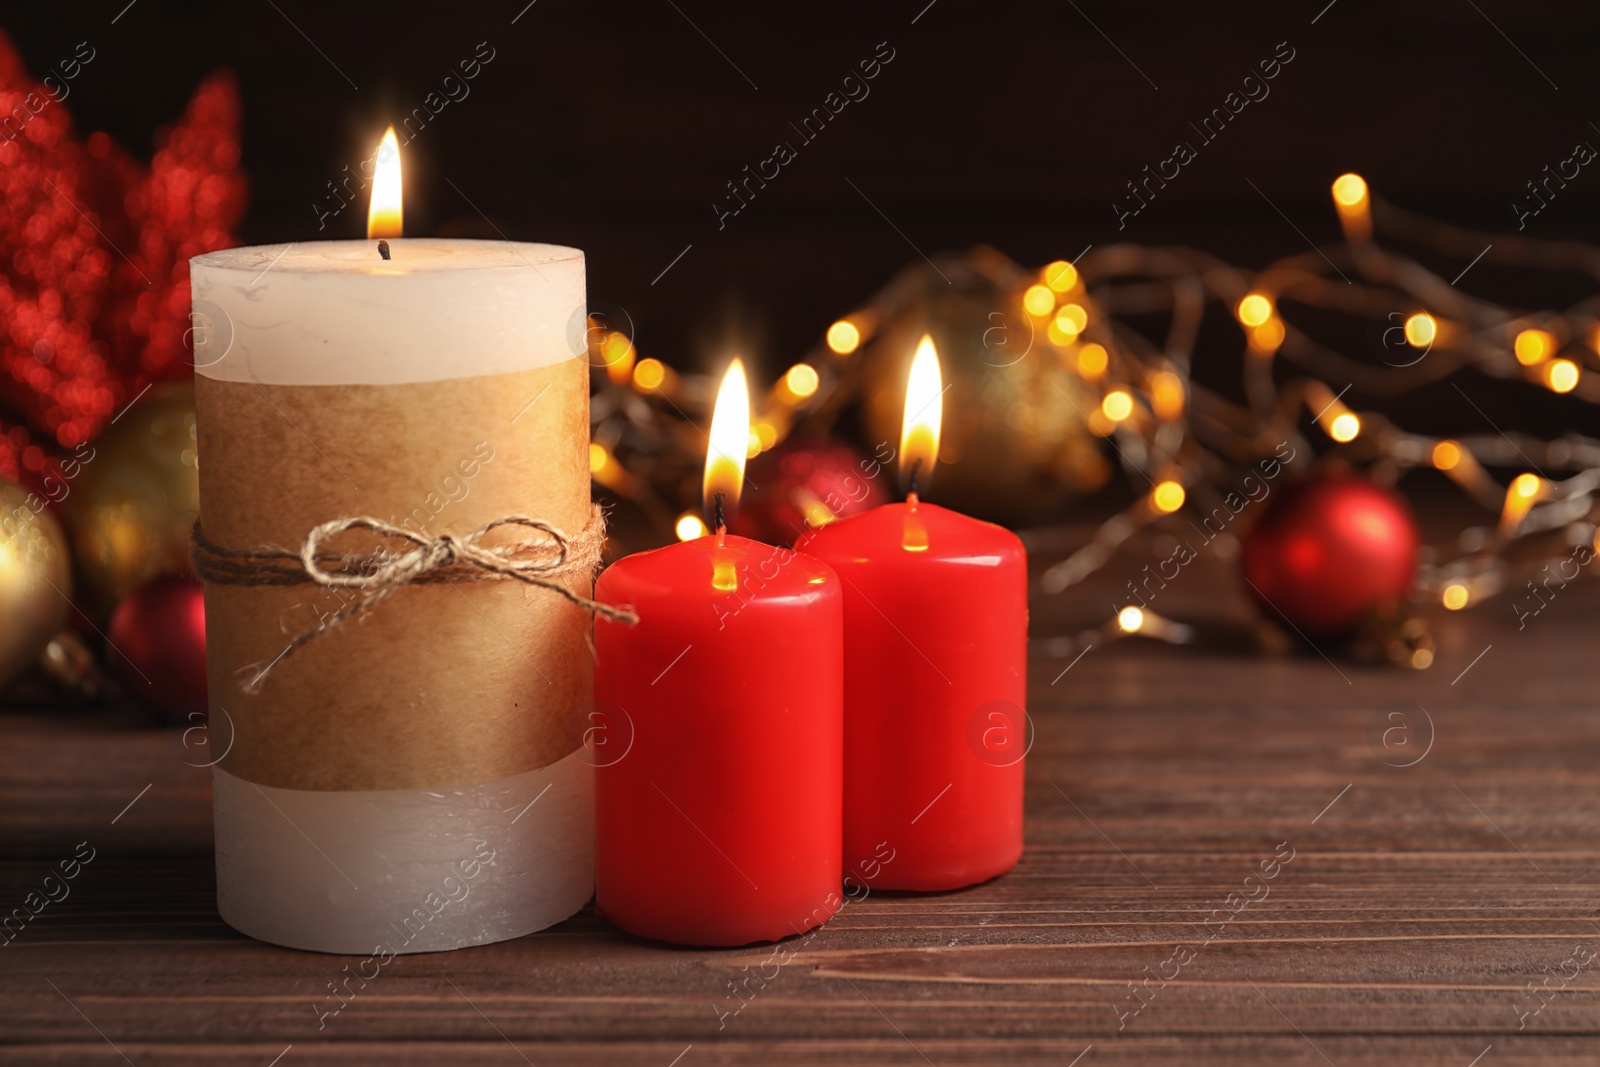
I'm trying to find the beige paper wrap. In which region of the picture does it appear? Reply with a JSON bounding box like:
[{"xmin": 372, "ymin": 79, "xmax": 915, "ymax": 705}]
[{"xmin": 195, "ymin": 361, "xmax": 590, "ymax": 791}]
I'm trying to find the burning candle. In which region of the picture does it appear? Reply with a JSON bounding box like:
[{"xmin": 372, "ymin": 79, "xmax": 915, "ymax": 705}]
[
  {"xmin": 593, "ymin": 361, "xmax": 844, "ymax": 946},
  {"xmin": 192, "ymin": 128, "xmax": 596, "ymax": 954},
  {"xmin": 797, "ymin": 336, "xmax": 1027, "ymax": 891}
]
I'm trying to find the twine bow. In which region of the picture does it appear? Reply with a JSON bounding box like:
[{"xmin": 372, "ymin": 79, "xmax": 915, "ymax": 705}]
[{"xmin": 192, "ymin": 504, "xmax": 637, "ymax": 694}]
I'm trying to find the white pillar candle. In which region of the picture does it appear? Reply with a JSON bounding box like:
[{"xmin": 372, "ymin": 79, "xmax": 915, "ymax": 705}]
[{"xmin": 190, "ymin": 234, "xmax": 595, "ymax": 955}]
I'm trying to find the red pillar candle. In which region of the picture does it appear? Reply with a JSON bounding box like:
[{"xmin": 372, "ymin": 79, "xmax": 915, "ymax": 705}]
[
  {"xmin": 594, "ymin": 360, "xmax": 844, "ymax": 945},
  {"xmin": 797, "ymin": 336, "xmax": 1026, "ymax": 890}
]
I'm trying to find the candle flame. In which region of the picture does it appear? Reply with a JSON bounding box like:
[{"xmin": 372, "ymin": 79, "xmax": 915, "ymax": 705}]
[
  {"xmin": 899, "ymin": 335, "xmax": 942, "ymax": 494},
  {"xmin": 367, "ymin": 126, "xmax": 403, "ymax": 240},
  {"xmin": 703, "ymin": 358, "xmax": 750, "ymax": 528}
]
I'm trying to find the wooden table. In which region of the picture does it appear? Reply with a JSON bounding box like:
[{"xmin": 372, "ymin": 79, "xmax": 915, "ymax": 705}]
[{"xmin": 4, "ymin": 537, "xmax": 1597, "ymax": 1065}]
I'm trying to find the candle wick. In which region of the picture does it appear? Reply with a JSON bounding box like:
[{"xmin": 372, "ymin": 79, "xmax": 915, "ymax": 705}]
[
  {"xmin": 906, "ymin": 458, "xmax": 922, "ymax": 500},
  {"xmin": 713, "ymin": 491, "xmax": 726, "ymax": 536},
  {"xmin": 377, "ymin": 240, "xmax": 391, "ymax": 261}
]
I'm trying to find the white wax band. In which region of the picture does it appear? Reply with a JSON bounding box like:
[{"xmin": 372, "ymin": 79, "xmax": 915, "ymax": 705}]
[
  {"xmin": 213, "ymin": 748, "xmax": 594, "ymax": 955},
  {"xmin": 190, "ymin": 239, "xmax": 585, "ymax": 386}
]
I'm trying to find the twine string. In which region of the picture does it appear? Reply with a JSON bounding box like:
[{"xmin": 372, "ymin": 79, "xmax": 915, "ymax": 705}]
[{"xmin": 192, "ymin": 503, "xmax": 637, "ymax": 695}]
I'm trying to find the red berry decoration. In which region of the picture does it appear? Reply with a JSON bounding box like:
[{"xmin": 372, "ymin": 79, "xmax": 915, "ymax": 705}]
[
  {"xmin": 737, "ymin": 435, "xmax": 889, "ymax": 545},
  {"xmin": 1240, "ymin": 472, "xmax": 1419, "ymax": 637},
  {"xmin": 105, "ymin": 576, "xmax": 208, "ymax": 715},
  {"xmin": 0, "ymin": 28, "xmax": 245, "ymax": 483}
]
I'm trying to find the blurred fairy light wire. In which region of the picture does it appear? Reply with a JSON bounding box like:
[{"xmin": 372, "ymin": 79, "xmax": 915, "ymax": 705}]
[{"xmin": 587, "ymin": 174, "xmax": 1600, "ymax": 648}]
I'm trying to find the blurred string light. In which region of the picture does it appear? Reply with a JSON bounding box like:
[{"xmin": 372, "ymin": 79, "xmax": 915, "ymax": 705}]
[
  {"xmin": 1044, "ymin": 260, "xmax": 1079, "ymax": 292},
  {"xmin": 1101, "ymin": 390, "xmax": 1134, "ymax": 422},
  {"xmin": 1077, "ymin": 343, "xmax": 1108, "ymax": 380},
  {"xmin": 1022, "ymin": 284, "xmax": 1056, "ymax": 317},
  {"xmin": 583, "ymin": 170, "xmax": 1600, "ymax": 659},
  {"xmin": 1236, "ymin": 293, "xmax": 1273, "ymax": 327},
  {"xmin": 826, "ymin": 320, "xmax": 861, "ymax": 355},
  {"xmin": 1514, "ymin": 328, "xmax": 1554, "ymax": 366},
  {"xmin": 784, "ymin": 363, "xmax": 820, "ymax": 398},
  {"xmin": 1150, "ymin": 480, "xmax": 1186, "ymax": 513},
  {"xmin": 1546, "ymin": 358, "xmax": 1579, "ymax": 393},
  {"xmin": 632, "ymin": 358, "xmax": 666, "ymax": 391},
  {"xmin": 1404, "ymin": 313, "xmax": 1436, "ymax": 348}
]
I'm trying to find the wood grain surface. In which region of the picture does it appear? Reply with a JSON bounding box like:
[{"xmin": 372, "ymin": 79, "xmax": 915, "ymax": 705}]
[{"xmin": 2, "ymin": 538, "xmax": 1597, "ymax": 1065}]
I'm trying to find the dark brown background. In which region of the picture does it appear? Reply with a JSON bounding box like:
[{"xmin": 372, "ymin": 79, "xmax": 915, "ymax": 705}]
[{"xmin": 6, "ymin": 0, "xmax": 1600, "ymax": 396}]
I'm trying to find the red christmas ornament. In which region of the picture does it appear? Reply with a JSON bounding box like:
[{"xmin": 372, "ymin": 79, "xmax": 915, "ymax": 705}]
[
  {"xmin": 736, "ymin": 435, "xmax": 889, "ymax": 545},
  {"xmin": 105, "ymin": 575, "xmax": 207, "ymax": 715},
  {"xmin": 1240, "ymin": 472, "xmax": 1419, "ymax": 637},
  {"xmin": 0, "ymin": 29, "xmax": 245, "ymax": 485}
]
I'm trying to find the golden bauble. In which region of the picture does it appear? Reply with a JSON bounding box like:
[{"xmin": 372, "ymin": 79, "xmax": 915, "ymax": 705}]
[
  {"xmin": 860, "ymin": 265, "xmax": 1109, "ymax": 526},
  {"xmin": 60, "ymin": 382, "xmax": 200, "ymax": 616},
  {"xmin": 0, "ymin": 477, "xmax": 72, "ymax": 692}
]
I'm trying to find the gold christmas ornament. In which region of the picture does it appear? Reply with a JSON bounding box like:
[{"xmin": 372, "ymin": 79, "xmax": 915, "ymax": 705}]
[
  {"xmin": 0, "ymin": 476, "xmax": 72, "ymax": 692},
  {"xmin": 859, "ymin": 259, "xmax": 1109, "ymax": 524},
  {"xmin": 60, "ymin": 382, "xmax": 200, "ymax": 616}
]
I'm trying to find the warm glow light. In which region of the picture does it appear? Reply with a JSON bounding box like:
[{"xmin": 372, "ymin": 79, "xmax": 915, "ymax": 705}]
[
  {"xmin": 902, "ymin": 511, "xmax": 929, "ymax": 553},
  {"xmin": 1118, "ymin": 606, "xmax": 1145, "ymax": 633},
  {"xmin": 1023, "ymin": 284, "xmax": 1056, "ymax": 317},
  {"xmin": 1101, "ymin": 390, "xmax": 1133, "ymax": 422},
  {"xmin": 1044, "ymin": 260, "xmax": 1078, "ymax": 292},
  {"xmin": 367, "ymin": 126, "xmax": 403, "ymax": 240},
  {"xmin": 1331, "ymin": 173, "xmax": 1368, "ymax": 208},
  {"xmin": 1329, "ymin": 412, "xmax": 1361, "ymax": 443},
  {"xmin": 676, "ymin": 513, "xmax": 708, "ymax": 541},
  {"xmin": 1404, "ymin": 313, "xmax": 1437, "ymax": 347},
  {"xmin": 1077, "ymin": 343, "xmax": 1109, "ymax": 379},
  {"xmin": 753, "ymin": 421, "xmax": 777, "ymax": 450},
  {"xmin": 1546, "ymin": 358, "xmax": 1579, "ymax": 393},
  {"xmin": 1049, "ymin": 305, "xmax": 1086, "ymax": 345},
  {"xmin": 588, "ymin": 443, "xmax": 609, "ymax": 474},
  {"xmin": 1237, "ymin": 293, "xmax": 1273, "ymax": 327},
  {"xmin": 1047, "ymin": 317, "xmax": 1080, "ymax": 346},
  {"xmin": 785, "ymin": 362, "xmax": 820, "ymax": 398},
  {"xmin": 826, "ymin": 320, "xmax": 860, "ymax": 355},
  {"xmin": 1500, "ymin": 473, "xmax": 1542, "ymax": 535},
  {"xmin": 703, "ymin": 358, "xmax": 750, "ymax": 524},
  {"xmin": 1515, "ymin": 329, "xmax": 1554, "ymax": 366},
  {"xmin": 602, "ymin": 331, "xmax": 635, "ymax": 384},
  {"xmin": 1250, "ymin": 317, "xmax": 1286, "ymax": 351},
  {"xmin": 632, "ymin": 357, "xmax": 666, "ymax": 391},
  {"xmin": 1431, "ymin": 440, "xmax": 1461, "ymax": 470},
  {"xmin": 1150, "ymin": 371, "xmax": 1184, "ymax": 420},
  {"xmin": 1441, "ymin": 582, "xmax": 1469, "ymax": 610},
  {"xmin": 900, "ymin": 335, "xmax": 943, "ymax": 491},
  {"xmin": 1151, "ymin": 480, "xmax": 1186, "ymax": 513}
]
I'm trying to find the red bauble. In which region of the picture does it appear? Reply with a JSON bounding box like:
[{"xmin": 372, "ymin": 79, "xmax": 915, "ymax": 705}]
[
  {"xmin": 106, "ymin": 576, "xmax": 207, "ymax": 715},
  {"xmin": 736, "ymin": 436, "xmax": 889, "ymax": 545},
  {"xmin": 1240, "ymin": 473, "xmax": 1418, "ymax": 637}
]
